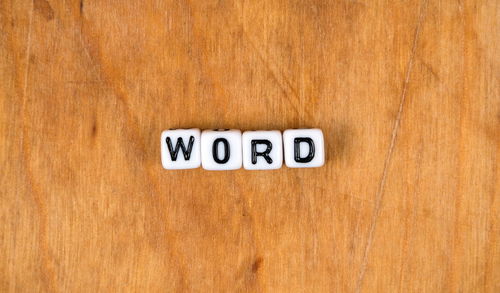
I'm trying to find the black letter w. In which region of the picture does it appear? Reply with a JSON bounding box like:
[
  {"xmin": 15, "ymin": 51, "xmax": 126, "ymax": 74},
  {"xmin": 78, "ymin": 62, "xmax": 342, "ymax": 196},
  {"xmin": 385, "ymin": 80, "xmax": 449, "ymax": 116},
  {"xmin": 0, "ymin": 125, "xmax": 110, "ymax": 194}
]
[{"xmin": 166, "ymin": 136, "xmax": 195, "ymax": 161}]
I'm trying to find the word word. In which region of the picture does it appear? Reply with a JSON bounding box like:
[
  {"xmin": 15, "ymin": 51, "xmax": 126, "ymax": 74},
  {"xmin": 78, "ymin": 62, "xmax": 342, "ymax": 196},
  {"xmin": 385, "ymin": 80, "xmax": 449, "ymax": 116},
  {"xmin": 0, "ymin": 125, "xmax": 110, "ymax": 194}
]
[{"xmin": 161, "ymin": 128, "xmax": 325, "ymax": 170}]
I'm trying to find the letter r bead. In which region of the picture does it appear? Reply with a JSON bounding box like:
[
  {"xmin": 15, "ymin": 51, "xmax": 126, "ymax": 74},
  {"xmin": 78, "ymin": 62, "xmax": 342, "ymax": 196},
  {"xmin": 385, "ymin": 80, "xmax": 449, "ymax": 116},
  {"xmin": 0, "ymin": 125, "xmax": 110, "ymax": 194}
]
[
  {"xmin": 242, "ymin": 130, "xmax": 283, "ymax": 170},
  {"xmin": 161, "ymin": 128, "xmax": 201, "ymax": 169}
]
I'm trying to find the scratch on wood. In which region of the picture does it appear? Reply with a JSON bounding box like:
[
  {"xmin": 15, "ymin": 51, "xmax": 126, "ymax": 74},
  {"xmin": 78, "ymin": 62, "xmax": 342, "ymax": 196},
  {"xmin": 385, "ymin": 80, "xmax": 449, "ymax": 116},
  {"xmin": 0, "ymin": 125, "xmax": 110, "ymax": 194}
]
[
  {"xmin": 220, "ymin": 9, "xmax": 305, "ymax": 119},
  {"xmin": 76, "ymin": 22, "xmax": 107, "ymax": 91},
  {"xmin": 243, "ymin": 33, "xmax": 302, "ymax": 116},
  {"xmin": 20, "ymin": 2, "xmax": 59, "ymax": 292},
  {"xmin": 419, "ymin": 57, "xmax": 440, "ymax": 80},
  {"xmin": 355, "ymin": 0, "xmax": 429, "ymax": 292},
  {"xmin": 22, "ymin": 2, "xmax": 34, "ymax": 107}
]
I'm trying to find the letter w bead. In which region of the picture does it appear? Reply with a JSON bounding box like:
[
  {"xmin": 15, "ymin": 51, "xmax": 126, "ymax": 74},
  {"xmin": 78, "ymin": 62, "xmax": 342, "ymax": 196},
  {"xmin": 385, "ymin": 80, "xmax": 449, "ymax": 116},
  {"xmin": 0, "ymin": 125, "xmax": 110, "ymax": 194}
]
[{"xmin": 161, "ymin": 128, "xmax": 201, "ymax": 170}]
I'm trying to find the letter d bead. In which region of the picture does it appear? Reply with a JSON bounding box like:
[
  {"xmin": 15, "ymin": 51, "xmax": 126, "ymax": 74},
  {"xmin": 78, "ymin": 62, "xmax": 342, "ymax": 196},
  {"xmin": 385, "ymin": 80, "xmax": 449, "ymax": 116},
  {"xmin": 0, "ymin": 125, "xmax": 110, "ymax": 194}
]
[{"xmin": 283, "ymin": 129, "xmax": 325, "ymax": 168}]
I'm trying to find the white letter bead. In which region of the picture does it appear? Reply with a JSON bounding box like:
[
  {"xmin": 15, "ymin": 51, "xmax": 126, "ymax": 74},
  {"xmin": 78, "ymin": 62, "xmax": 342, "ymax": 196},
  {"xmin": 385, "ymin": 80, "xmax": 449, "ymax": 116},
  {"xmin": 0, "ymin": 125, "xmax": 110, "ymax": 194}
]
[
  {"xmin": 242, "ymin": 130, "xmax": 283, "ymax": 170},
  {"xmin": 283, "ymin": 128, "xmax": 325, "ymax": 168},
  {"xmin": 201, "ymin": 129, "xmax": 242, "ymax": 170},
  {"xmin": 161, "ymin": 128, "xmax": 201, "ymax": 170}
]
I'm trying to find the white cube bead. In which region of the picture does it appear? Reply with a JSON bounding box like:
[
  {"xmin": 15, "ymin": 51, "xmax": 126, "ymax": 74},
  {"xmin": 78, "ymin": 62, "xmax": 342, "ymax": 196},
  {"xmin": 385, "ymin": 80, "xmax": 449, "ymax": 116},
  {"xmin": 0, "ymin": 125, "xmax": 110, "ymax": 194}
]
[
  {"xmin": 161, "ymin": 128, "xmax": 201, "ymax": 169},
  {"xmin": 283, "ymin": 128, "xmax": 325, "ymax": 168},
  {"xmin": 242, "ymin": 130, "xmax": 283, "ymax": 170},
  {"xmin": 201, "ymin": 129, "xmax": 242, "ymax": 170}
]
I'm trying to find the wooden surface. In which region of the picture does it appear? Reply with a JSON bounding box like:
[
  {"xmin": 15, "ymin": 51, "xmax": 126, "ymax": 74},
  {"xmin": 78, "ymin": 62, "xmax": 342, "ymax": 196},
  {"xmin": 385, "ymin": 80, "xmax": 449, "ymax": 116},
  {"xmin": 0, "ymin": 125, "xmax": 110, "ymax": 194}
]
[{"xmin": 1, "ymin": 0, "xmax": 499, "ymax": 292}]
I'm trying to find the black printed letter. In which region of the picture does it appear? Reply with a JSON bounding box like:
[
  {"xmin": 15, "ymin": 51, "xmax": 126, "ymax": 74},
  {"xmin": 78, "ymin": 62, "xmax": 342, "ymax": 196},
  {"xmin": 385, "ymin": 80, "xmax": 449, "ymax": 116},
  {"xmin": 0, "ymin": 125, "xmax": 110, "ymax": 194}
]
[
  {"xmin": 166, "ymin": 136, "xmax": 195, "ymax": 161},
  {"xmin": 294, "ymin": 137, "xmax": 315, "ymax": 163},
  {"xmin": 251, "ymin": 140, "xmax": 273, "ymax": 164},
  {"xmin": 212, "ymin": 138, "xmax": 230, "ymax": 164}
]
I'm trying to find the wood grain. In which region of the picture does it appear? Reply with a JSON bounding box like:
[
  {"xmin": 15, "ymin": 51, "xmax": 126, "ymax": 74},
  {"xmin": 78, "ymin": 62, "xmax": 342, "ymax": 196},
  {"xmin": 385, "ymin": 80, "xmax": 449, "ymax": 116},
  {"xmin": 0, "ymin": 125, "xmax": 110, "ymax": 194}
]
[{"xmin": 1, "ymin": 0, "xmax": 498, "ymax": 292}]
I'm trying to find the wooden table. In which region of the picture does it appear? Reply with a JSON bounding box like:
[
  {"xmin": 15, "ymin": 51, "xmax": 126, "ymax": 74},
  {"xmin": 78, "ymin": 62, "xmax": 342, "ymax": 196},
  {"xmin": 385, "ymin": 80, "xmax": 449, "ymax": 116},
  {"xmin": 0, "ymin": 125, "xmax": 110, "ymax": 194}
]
[{"xmin": 1, "ymin": 0, "xmax": 498, "ymax": 291}]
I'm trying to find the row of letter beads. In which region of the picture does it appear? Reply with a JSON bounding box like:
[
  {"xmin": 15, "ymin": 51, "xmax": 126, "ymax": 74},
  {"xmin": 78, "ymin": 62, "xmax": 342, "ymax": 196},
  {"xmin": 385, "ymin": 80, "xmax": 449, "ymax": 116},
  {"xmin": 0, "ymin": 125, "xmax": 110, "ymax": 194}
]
[{"xmin": 161, "ymin": 128, "xmax": 325, "ymax": 170}]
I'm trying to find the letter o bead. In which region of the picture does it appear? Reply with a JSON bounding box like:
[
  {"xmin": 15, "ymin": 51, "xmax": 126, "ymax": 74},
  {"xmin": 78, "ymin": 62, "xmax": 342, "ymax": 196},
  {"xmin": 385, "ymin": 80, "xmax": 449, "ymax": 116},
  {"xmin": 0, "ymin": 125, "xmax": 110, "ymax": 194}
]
[
  {"xmin": 283, "ymin": 128, "xmax": 325, "ymax": 168},
  {"xmin": 201, "ymin": 129, "xmax": 242, "ymax": 170},
  {"xmin": 242, "ymin": 130, "xmax": 283, "ymax": 170},
  {"xmin": 161, "ymin": 128, "xmax": 201, "ymax": 170}
]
